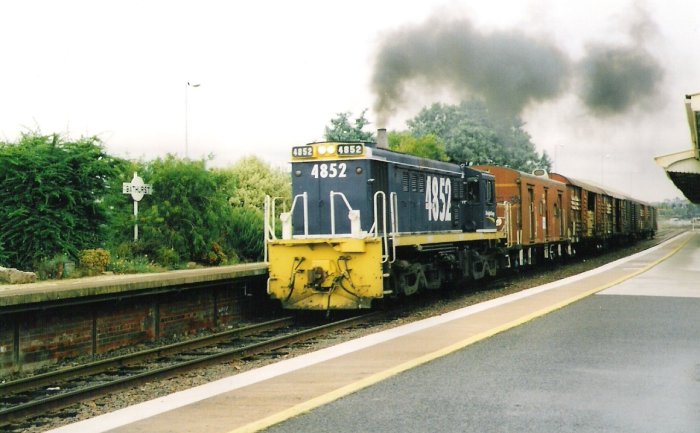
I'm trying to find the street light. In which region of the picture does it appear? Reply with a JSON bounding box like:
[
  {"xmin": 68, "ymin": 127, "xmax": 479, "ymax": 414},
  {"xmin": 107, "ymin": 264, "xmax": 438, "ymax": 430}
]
[{"xmin": 185, "ymin": 82, "xmax": 201, "ymax": 159}]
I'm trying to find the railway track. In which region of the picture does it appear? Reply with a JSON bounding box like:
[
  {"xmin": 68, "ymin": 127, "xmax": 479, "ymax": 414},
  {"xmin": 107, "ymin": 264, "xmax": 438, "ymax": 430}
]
[{"xmin": 0, "ymin": 312, "xmax": 382, "ymax": 427}]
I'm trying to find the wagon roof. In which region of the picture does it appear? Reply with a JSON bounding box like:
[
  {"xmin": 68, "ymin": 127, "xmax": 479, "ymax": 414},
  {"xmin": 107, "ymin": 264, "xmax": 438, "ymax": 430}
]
[{"xmin": 552, "ymin": 173, "xmax": 653, "ymax": 205}]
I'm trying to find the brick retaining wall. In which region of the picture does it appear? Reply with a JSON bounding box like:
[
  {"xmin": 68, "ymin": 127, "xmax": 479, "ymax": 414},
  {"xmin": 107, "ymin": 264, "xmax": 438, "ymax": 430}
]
[{"xmin": 0, "ymin": 279, "xmax": 270, "ymax": 376}]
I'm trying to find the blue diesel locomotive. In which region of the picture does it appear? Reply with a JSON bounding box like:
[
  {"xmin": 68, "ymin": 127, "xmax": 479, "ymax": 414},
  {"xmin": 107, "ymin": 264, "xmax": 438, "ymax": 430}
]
[{"xmin": 265, "ymin": 132, "xmax": 504, "ymax": 310}]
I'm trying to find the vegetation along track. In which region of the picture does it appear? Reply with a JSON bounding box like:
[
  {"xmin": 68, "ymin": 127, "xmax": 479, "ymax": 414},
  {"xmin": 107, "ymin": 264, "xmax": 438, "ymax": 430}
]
[{"xmin": 0, "ymin": 313, "xmax": 383, "ymax": 427}]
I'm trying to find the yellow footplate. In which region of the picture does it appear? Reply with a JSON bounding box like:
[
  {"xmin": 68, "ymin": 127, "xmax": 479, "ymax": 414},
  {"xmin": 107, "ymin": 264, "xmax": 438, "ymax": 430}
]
[{"xmin": 267, "ymin": 237, "xmax": 384, "ymax": 310}]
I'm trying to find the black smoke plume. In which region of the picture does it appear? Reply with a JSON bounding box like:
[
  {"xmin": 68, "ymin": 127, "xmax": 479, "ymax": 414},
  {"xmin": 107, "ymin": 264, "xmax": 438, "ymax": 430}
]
[
  {"xmin": 577, "ymin": 6, "xmax": 664, "ymax": 116},
  {"xmin": 371, "ymin": 12, "xmax": 665, "ymax": 124},
  {"xmin": 578, "ymin": 45, "xmax": 664, "ymax": 116},
  {"xmin": 371, "ymin": 17, "xmax": 571, "ymax": 123}
]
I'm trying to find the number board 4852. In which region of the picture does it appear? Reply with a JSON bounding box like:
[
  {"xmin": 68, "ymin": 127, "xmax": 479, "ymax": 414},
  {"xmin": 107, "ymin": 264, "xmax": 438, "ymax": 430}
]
[
  {"xmin": 336, "ymin": 144, "xmax": 364, "ymax": 156},
  {"xmin": 310, "ymin": 163, "xmax": 347, "ymax": 178},
  {"xmin": 425, "ymin": 175, "xmax": 452, "ymax": 222}
]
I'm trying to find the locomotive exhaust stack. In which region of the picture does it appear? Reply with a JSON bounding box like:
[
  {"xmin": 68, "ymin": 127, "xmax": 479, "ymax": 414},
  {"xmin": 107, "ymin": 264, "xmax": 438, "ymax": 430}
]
[{"xmin": 377, "ymin": 128, "xmax": 388, "ymax": 149}]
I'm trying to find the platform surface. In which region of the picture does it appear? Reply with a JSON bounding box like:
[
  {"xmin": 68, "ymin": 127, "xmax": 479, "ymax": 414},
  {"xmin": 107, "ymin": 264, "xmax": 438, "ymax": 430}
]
[
  {"xmin": 47, "ymin": 232, "xmax": 698, "ymax": 433},
  {"xmin": 0, "ymin": 263, "xmax": 267, "ymax": 308}
]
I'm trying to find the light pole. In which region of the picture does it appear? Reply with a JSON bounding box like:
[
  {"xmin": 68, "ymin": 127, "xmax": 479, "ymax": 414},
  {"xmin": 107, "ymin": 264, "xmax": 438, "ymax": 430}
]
[{"xmin": 185, "ymin": 82, "xmax": 200, "ymax": 158}]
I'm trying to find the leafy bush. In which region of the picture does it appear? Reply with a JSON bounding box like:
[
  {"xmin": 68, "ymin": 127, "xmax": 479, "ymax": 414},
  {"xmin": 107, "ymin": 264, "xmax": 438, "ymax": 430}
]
[
  {"xmin": 112, "ymin": 242, "xmax": 137, "ymax": 260},
  {"xmin": 155, "ymin": 246, "xmax": 181, "ymax": 268},
  {"xmin": 203, "ymin": 242, "xmax": 228, "ymax": 266},
  {"xmin": 36, "ymin": 254, "xmax": 70, "ymax": 280},
  {"xmin": 107, "ymin": 256, "xmax": 165, "ymax": 274},
  {"xmin": 78, "ymin": 249, "xmax": 111, "ymax": 274},
  {"xmin": 230, "ymin": 206, "xmax": 264, "ymax": 261}
]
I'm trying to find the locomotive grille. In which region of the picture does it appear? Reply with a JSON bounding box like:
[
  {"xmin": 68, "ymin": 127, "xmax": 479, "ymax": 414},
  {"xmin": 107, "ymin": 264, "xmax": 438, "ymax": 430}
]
[{"xmin": 418, "ymin": 174, "xmax": 426, "ymax": 192}]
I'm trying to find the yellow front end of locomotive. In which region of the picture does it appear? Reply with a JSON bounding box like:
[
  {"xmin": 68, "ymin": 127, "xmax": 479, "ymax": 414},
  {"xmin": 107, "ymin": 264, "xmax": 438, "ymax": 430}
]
[{"xmin": 267, "ymin": 237, "xmax": 384, "ymax": 310}]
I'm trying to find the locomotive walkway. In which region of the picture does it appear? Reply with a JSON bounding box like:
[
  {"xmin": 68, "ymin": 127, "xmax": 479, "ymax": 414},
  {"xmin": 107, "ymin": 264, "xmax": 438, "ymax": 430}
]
[{"xmin": 48, "ymin": 231, "xmax": 699, "ymax": 433}]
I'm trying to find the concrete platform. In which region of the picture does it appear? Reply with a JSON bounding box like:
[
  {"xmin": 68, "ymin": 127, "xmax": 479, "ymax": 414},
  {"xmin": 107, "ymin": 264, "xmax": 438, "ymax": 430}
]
[
  {"xmin": 46, "ymin": 232, "xmax": 695, "ymax": 433},
  {"xmin": 0, "ymin": 263, "xmax": 267, "ymax": 310}
]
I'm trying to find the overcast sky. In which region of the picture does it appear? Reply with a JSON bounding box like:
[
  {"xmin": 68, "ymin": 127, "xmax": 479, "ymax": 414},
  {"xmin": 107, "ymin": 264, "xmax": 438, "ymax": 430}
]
[{"xmin": 2, "ymin": 0, "xmax": 699, "ymax": 201}]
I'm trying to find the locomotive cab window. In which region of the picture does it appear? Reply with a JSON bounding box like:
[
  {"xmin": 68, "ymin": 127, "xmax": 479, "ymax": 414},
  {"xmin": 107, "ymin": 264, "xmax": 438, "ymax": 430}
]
[{"xmin": 465, "ymin": 177, "xmax": 480, "ymax": 203}]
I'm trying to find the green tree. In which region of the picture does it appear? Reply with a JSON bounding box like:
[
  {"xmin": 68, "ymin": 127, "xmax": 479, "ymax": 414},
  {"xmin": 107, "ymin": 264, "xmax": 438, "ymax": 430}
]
[
  {"xmin": 215, "ymin": 156, "xmax": 291, "ymax": 261},
  {"xmin": 407, "ymin": 100, "xmax": 550, "ymax": 171},
  {"xmin": 218, "ymin": 156, "xmax": 291, "ymax": 212},
  {"xmin": 387, "ymin": 132, "xmax": 449, "ymax": 161},
  {"xmin": 0, "ymin": 133, "xmax": 118, "ymax": 269},
  {"xmin": 324, "ymin": 109, "xmax": 375, "ymax": 142}
]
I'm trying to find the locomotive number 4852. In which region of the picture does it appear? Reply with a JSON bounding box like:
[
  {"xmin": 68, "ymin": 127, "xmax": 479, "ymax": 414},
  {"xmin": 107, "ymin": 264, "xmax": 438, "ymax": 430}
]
[
  {"xmin": 310, "ymin": 163, "xmax": 347, "ymax": 179},
  {"xmin": 425, "ymin": 175, "xmax": 452, "ymax": 222}
]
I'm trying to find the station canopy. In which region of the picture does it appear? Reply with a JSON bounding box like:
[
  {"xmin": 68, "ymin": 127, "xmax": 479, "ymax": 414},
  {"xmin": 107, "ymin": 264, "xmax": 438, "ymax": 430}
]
[{"xmin": 655, "ymin": 93, "xmax": 700, "ymax": 203}]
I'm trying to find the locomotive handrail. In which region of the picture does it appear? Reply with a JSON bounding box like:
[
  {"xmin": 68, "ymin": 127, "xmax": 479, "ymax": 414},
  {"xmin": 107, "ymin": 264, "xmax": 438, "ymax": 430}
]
[
  {"xmin": 372, "ymin": 191, "xmax": 390, "ymax": 263},
  {"xmin": 280, "ymin": 192, "xmax": 308, "ymax": 240},
  {"xmin": 264, "ymin": 196, "xmax": 272, "ymax": 261},
  {"xmin": 264, "ymin": 196, "xmax": 287, "ymax": 240},
  {"xmin": 389, "ymin": 192, "xmax": 398, "ymax": 263},
  {"xmin": 264, "ymin": 195, "xmax": 290, "ymax": 260},
  {"xmin": 329, "ymin": 191, "xmax": 362, "ymax": 237},
  {"xmin": 369, "ymin": 191, "xmax": 384, "ymax": 237}
]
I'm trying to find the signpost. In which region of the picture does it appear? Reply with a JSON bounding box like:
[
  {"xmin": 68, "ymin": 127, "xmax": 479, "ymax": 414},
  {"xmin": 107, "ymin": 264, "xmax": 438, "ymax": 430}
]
[{"xmin": 122, "ymin": 172, "xmax": 153, "ymax": 241}]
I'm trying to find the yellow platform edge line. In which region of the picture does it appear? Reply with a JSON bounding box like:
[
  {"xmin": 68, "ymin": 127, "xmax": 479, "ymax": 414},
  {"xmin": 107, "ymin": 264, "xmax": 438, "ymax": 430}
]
[{"xmin": 227, "ymin": 234, "xmax": 691, "ymax": 433}]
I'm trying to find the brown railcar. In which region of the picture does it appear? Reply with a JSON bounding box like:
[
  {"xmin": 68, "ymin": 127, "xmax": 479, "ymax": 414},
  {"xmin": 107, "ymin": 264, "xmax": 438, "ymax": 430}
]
[
  {"xmin": 550, "ymin": 173, "xmax": 656, "ymax": 249},
  {"xmin": 549, "ymin": 174, "xmax": 608, "ymax": 247},
  {"xmin": 475, "ymin": 166, "xmax": 568, "ymax": 266}
]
